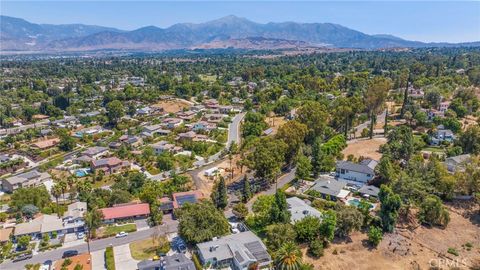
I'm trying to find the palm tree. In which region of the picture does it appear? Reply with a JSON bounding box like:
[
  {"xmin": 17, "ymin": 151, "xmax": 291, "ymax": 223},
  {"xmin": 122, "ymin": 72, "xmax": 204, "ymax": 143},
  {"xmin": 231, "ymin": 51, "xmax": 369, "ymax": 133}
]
[
  {"xmin": 274, "ymin": 242, "xmax": 303, "ymax": 270},
  {"xmin": 57, "ymin": 179, "xmax": 68, "ymax": 203},
  {"xmin": 84, "ymin": 208, "xmax": 104, "ymax": 254},
  {"xmin": 51, "ymin": 184, "xmax": 62, "ymax": 218}
]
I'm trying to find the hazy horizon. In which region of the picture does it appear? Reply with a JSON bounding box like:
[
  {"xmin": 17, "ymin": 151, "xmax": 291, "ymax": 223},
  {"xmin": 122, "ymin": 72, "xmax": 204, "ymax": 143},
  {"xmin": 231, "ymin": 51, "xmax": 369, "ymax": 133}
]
[{"xmin": 2, "ymin": 1, "xmax": 480, "ymax": 43}]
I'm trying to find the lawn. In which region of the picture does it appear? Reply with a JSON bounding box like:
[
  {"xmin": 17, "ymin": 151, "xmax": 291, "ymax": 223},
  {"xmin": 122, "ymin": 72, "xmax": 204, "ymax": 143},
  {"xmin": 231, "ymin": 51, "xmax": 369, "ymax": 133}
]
[
  {"xmin": 103, "ymin": 223, "xmax": 137, "ymax": 237},
  {"xmin": 129, "ymin": 238, "xmax": 158, "ymax": 260}
]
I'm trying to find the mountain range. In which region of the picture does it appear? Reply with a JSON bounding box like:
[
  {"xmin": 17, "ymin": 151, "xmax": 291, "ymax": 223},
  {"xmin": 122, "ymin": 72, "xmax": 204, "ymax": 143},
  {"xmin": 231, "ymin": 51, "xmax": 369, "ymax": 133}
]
[{"xmin": 1, "ymin": 15, "xmax": 479, "ymax": 52}]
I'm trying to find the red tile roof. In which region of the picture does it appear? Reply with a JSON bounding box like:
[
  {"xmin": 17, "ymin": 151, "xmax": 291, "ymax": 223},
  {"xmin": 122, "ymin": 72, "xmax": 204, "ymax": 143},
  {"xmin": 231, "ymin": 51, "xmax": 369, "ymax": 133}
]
[{"xmin": 99, "ymin": 203, "xmax": 150, "ymax": 220}]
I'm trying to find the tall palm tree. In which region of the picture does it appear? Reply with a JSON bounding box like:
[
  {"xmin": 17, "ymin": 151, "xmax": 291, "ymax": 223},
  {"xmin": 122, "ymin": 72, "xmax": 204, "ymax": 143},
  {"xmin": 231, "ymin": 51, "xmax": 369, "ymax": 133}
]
[
  {"xmin": 57, "ymin": 179, "xmax": 68, "ymax": 203},
  {"xmin": 84, "ymin": 208, "xmax": 104, "ymax": 254},
  {"xmin": 51, "ymin": 184, "xmax": 62, "ymax": 218},
  {"xmin": 274, "ymin": 242, "xmax": 303, "ymax": 270}
]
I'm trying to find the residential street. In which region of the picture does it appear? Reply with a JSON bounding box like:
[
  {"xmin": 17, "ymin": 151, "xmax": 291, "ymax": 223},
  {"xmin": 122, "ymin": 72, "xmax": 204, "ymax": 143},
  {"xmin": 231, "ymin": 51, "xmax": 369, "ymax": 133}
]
[
  {"xmin": 353, "ymin": 109, "xmax": 386, "ymax": 137},
  {"xmin": 1, "ymin": 221, "xmax": 178, "ymax": 270}
]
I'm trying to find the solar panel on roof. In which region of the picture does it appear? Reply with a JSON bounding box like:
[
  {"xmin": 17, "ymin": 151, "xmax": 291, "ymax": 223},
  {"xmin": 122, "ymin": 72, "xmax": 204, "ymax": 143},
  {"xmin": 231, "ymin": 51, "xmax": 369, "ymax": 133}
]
[
  {"xmin": 244, "ymin": 241, "xmax": 270, "ymax": 262},
  {"xmin": 176, "ymin": 194, "xmax": 197, "ymax": 206}
]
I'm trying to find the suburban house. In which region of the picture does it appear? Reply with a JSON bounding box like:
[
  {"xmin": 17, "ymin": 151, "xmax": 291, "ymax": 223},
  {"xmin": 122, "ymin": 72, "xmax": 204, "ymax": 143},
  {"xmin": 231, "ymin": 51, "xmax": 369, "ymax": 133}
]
[
  {"xmin": 74, "ymin": 125, "xmax": 104, "ymax": 138},
  {"xmin": 62, "ymin": 202, "xmax": 87, "ymax": 233},
  {"xmin": 177, "ymin": 110, "xmax": 197, "ymax": 121},
  {"xmin": 31, "ymin": 138, "xmax": 60, "ymax": 150},
  {"xmin": 444, "ymin": 154, "xmax": 471, "ymax": 172},
  {"xmin": 163, "ymin": 118, "xmax": 184, "ymax": 129},
  {"xmin": 14, "ymin": 214, "xmax": 64, "ymax": 239},
  {"xmin": 90, "ymin": 157, "xmax": 130, "ymax": 175},
  {"xmin": 81, "ymin": 146, "xmax": 109, "ymax": 159},
  {"xmin": 99, "ymin": 203, "xmax": 150, "ymax": 223},
  {"xmin": 197, "ymin": 231, "xmax": 272, "ymax": 270},
  {"xmin": 191, "ymin": 121, "xmax": 216, "ymax": 132},
  {"xmin": 310, "ymin": 178, "xmax": 350, "ymax": 201},
  {"xmin": 159, "ymin": 190, "xmax": 203, "ymax": 213},
  {"xmin": 137, "ymin": 253, "xmax": 195, "ymax": 270},
  {"xmin": 438, "ymin": 101, "xmax": 451, "ymax": 113},
  {"xmin": 142, "ymin": 124, "xmax": 171, "ymax": 137},
  {"xmin": 118, "ymin": 135, "xmax": 143, "ymax": 148},
  {"xmin": 286, "ymin": 197, "xmax": 322, "ymax": 223},
  {"xmin": 2, "ymin": 170, "xmax": 51, "ymax": 193},
  {"xmin": 358, "ymin": 185, "xmax": 380, "ymax": 198},
  {"xmin": 430, "ymin": 125, "xmax": 455, "ymax": 145},
  {"xmin": 204, "ymin": 99, "xmax": 219, "ymax": 109},
  {"xmin": 151, "ymin": 141, "xmax": 183, "ymax": 155},
  {"xmin": 203, "ymin": 114, "xmax": 225, "ymax": 123},
  {"xmin": 0, "ymin": 227, "xmax": 13, "ymax": 243},
  {"xmin": 335, "ymin": 159, "xmax": 378, "ymax": 185}
]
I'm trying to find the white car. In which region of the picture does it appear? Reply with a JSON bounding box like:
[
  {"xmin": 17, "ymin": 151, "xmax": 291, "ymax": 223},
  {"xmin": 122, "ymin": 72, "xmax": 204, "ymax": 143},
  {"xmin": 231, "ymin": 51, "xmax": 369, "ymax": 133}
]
[
  {"xmin": 115, "ymin": 231, "xmax": 128, "ymax": 238},
  {"xmin": 77, "ymin": 232, "xmax": 85, "ymax": 239}
]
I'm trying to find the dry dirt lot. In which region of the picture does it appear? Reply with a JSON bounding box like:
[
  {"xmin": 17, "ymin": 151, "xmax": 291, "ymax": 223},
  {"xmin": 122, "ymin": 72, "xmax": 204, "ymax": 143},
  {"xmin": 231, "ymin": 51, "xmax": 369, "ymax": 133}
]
[
  {"xmin": 266, "ymin": 116, "xmax": 287, "ymax": 135},
  {"xmin": 342, "ymin": 138, "xmax": 387, "ymax": 160},
  {"xmin": 154, "ymin": 99, "xmax": 191, "ymax": 113},
  {"xmin": 196, "ymin": 155, "xmax": 244, "ymax": 196},
  {"xmin": 303, "ymin": 206, "xmax": 480, "ymax": 270}
]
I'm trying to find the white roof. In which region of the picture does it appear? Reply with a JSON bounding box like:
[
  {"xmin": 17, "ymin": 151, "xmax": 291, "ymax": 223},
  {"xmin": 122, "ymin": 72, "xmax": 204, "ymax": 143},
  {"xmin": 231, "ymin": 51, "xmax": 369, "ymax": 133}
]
[{"xmin": 286, "ymin": 197, "xmax": 322, "ymax": 223}]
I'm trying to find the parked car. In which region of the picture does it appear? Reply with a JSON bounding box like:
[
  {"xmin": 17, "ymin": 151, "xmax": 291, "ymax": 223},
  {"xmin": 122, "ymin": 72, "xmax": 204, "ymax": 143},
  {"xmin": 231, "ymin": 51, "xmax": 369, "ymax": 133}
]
[
  {"xmin": 62, "ymin": 250, "xmax": 79, "ymax": 258},
  {"xmin": 77, "ymin": 232, "xmax": 85, "ymax": 239},
  {"xmin": 115, "ymin": 231, "xmax": 128, "ymax": 238},
  {"xmin": 12, "ymin": 253, "xmax": 32, "ymax": 262}
]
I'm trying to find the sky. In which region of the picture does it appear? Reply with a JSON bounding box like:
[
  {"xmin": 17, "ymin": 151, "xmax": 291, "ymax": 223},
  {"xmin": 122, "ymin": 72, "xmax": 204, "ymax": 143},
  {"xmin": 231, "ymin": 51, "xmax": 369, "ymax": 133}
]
[{"xmin": 1, "ymin": 1, "xmax": 480, "ymax": 43}]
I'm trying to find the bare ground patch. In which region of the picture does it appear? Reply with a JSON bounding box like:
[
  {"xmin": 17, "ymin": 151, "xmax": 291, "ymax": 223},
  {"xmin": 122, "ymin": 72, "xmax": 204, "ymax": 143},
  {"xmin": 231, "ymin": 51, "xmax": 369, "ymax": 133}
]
[
  {"xmin": 154, "ymin": 99, "xmax": 191, "ymax": 113},
  {"xmin": 342, "ymin": 138, "xmax": 387, "ymax": 160}
]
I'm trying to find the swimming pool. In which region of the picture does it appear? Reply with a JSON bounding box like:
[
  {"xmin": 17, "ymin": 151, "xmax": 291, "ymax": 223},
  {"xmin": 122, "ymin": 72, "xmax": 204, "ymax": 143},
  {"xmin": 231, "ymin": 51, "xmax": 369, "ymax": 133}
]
[
  {"xmin": 347, "ymin": 198, "xmax": 374, "ymax": 209},
  {"xmin": 75, "ymin": 168, "xmax": 91, "ymax": 177}
]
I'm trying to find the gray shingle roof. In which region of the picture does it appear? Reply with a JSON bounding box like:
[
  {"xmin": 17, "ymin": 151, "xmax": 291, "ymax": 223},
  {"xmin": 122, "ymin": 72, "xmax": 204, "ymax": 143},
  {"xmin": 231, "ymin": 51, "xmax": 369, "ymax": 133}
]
[
  {"xmin": 311, "ymin": 178, "xmax": 347, "ymax": 197},
  {"xmin": 336, "ymin": 159, "xmax": 377, "ymax": 175}
]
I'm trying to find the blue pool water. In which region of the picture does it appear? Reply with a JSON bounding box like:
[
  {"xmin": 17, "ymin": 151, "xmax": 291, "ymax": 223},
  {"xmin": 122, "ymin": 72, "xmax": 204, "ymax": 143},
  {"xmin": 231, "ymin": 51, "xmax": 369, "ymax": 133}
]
[
  {"xmin": 348, "ymin": 198, "xmax": 373, "ymax": 209},
  {"xmin": 75, "ymin": 168, "xmax": 91, "ymax": 177}
]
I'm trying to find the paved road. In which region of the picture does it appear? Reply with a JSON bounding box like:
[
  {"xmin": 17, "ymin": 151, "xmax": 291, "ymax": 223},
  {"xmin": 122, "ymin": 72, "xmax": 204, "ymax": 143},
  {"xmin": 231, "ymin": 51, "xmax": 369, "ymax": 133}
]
[
  {"xmin": 227, "ymin": 112, "xmax": 245, "ymax": 147},
  {"xmin": 246, "ymin": 168, "xmax": 297, "ymax": 211},
  {"xmin": 1, "ymin": 221, "xmax": 178, "ymax": 270},
  {"xmin": 353, "ymin": 110, "xmax": 386, "ymax": 137}
]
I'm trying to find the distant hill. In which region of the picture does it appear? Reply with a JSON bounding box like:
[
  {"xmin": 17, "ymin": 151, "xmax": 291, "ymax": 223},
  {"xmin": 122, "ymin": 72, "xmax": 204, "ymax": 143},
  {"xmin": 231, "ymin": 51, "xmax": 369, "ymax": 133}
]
[{"xmin": 1, "ymin": 15, "xmax": 478, "ymax": 52}]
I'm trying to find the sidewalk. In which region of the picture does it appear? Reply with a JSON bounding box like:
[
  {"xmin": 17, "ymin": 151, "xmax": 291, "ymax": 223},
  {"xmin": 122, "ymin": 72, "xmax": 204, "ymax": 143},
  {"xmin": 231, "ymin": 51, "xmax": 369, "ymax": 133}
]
[
  {"xmin": 114, "ymin": 244, "xmax": 139, "ymax": 270},
  {"xmin": 91, "ymin": 249, "xmax": 106, "ymax": 270}
]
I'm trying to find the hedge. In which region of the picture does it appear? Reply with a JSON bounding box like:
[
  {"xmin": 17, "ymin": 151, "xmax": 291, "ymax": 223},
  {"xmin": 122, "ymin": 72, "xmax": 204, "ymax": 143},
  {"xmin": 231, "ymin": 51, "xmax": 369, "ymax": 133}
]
[{"xmin": 105, "ymin": 246, "xmax": 116, "ymax": 270}]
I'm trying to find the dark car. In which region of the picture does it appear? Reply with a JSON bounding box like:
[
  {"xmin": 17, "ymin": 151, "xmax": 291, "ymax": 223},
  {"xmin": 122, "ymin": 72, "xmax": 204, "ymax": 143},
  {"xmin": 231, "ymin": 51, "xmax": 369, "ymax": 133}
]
[
  {"xmin": 62, "ymin": 250, "xmax": 79, "ymax": 258},
  {"xmin": 12, "ymin": 253, "xmax": 32, "ymax": 262}
]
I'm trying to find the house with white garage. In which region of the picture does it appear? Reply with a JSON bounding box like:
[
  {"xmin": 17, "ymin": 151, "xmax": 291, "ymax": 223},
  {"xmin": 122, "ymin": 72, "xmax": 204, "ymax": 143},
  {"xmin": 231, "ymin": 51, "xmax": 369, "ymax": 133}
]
[
  {"xmin": 197, "ymin": 231, "xmax": 271, "ymax": 270},
  {"xmin": 335, "ymin": 159, "xmax": 378, "ymax": 186},
  {"xmin": 2, "ymin": 170, "xmax": 51, "ymax": 193}
]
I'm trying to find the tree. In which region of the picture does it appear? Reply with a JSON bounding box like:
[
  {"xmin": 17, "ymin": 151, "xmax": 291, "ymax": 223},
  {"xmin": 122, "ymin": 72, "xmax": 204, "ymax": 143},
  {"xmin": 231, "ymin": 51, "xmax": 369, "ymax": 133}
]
[
  {"xmin": 274, "ymin": 242, "xmax": 303, "ymax": 270},
  {"xmin": 21, "ymin": 204, "xmax": 39, "ymax": 219},
  {"xmin": 417, "ymin": 195, "xmax": 450, "ymax": 227},
  {"xmin": 318, "ymin": 210, "xmax": 336, "ymax": 243},
  {"xmin": 247, "ymin": 137, "xmax": 287, "ymax": 183},
  {"xmin": 294, "ymin": 216, "xmax": 321, "ymax": 242},
  {"xmin": 106, "ymin": 100, "xmax": 125, "ymax": 124},
  {"xmin": 335, "ymin": 206, "xmax": 363, "ymax": 238},
  {"xmin": 265, "ymin": 223, "xmax": 297, "ymax": 251},
  {"xmin": 248, "ymin": 195, "xmax": 275, "ymax": 229},
  {"xmin": 177, "ymin": 201, "xmax": 230, "ymax": 244},
  {"xmin": 211, "ymin": 176, "xmax": 228, "ymax": 210},
  {"xmin": 157, "ymin": 152, "xmax": 175, "ymax": 171},
  {"xmin": 378, "ymin": 185, "xmax": 402, "ymax": 233},
  {"xmin": 241, "ymin": 176, "xmax": 252, "ymax": 203},
  {"xmin": 10, "ymin": 186, "xmax": 51, "ymax": 213},
  {"xmin": 232, "ymin": 203, "xmax": 249, "ymax": 220},
  {"xmin": 368, "ymin": 226, "xmax": 383, "ymax": 247},
  {"xmin": 51, "ymin": 184, "xmax": 62, "ymax": 217},
  {"xmin": 296, "ymin": 101, "xmax": 329, "ymax": 143},
  {"xmin": 276, "ymin": 120, "xmax": 307, "ymax": 165},
  {"xmin": 85, "ymin": 208, "xmax": 103, "ymax": 251},
  {"xmin": 365, "ymin": 76, "xmax": 391, "ymax": 139},
  {"xmin": 295, "ymin": 154, "xmax": 312, "ymax": 180},
  {"xmin": 58, "ymin": 132, "xmax": 76, "ymax": 152},
  {"xmin": 456, "ymin": 156, "xmax": 480, "ymax": 196},
  {"xmin": 17, "ymin": 235, "xmax": 31, "ymax": 249},
  {"xmin": 270, "ymin": 190, "xmax": 290, "ymax": 224},
  {"xmin": 459, "ymin": 125, "xmax": 480, "ymax": 155},
  {"xmin": 385, "ymin": 125, "xmax": 415, "ymax": 161}
]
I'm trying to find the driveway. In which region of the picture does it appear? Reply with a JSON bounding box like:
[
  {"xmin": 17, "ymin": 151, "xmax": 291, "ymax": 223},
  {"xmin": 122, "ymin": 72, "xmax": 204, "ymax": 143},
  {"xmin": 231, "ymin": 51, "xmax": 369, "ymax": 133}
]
[
  {"xmin": 135, "ymin": 218, "xmax": 150, "ymax": 231},
  {"xmin": 91, "ymin": 249, "xmax": 106, "ymax": 270},
  {"xmin": 114, "ymin": 244, "xmax": 138, "ymax": 270}
]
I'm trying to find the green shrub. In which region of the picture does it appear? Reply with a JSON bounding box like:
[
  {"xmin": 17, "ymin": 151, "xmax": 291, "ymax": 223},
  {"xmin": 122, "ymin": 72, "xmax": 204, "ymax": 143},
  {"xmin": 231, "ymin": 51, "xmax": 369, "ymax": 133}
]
[
  {"xmin": 105, "ymin": 246, "xmax": 116, "ymax": 270},
  {"xmin": 447, "ymin": 247, "xmax": 459, "ymax": 256},
  {"xmin": 307, "ymin": 239, "xmax": 324, "ymax": 258},
  {"xmin": 368, "ymin": 226, "xmax": 383, "ymax": 247}
]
